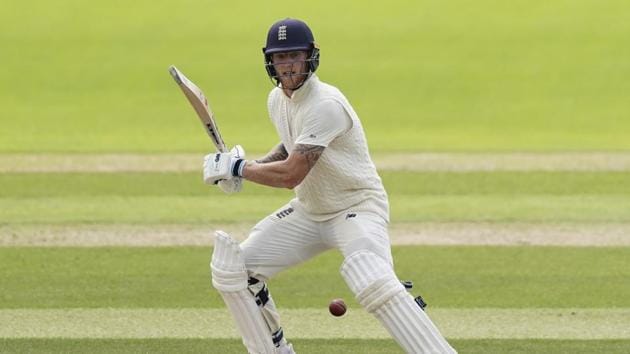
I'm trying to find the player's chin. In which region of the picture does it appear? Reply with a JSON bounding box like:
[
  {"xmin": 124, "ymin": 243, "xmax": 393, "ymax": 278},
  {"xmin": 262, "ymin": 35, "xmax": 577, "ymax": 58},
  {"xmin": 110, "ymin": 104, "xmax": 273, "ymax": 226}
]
[{"xmin": 280, "ymin": 74, "xmax": 307, "ymax": 89}]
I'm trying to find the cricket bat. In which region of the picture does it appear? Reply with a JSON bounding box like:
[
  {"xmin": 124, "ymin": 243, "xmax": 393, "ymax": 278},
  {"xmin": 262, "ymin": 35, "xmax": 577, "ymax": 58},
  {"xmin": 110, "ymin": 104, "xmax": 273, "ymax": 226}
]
[{"xmin": 168, "ymin": 65, "xmax": 228, "ymax": 153}]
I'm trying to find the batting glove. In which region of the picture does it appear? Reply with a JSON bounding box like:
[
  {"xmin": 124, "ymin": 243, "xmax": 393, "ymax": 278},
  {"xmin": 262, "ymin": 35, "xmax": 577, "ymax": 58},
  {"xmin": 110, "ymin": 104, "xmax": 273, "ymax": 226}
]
[
  {"xmin": 203, "ymin": 145, "xmax": 246, "ymax": 185},
  {"xmin": 217, "ymin": 146, "xmax": 246, "ymax": 194}
]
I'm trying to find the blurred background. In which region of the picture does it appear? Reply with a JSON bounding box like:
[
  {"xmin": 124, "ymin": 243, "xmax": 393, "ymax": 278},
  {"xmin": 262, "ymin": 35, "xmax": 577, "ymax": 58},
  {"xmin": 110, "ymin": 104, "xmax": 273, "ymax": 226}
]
[{"xmin": 2, "ymin": 0, "xmax": 628, "ymax": 153}]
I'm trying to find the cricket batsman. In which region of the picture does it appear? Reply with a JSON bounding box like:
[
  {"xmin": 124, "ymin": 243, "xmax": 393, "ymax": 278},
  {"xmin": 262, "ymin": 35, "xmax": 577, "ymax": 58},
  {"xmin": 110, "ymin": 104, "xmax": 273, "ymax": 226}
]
[{"xmin": 204, "ymin": 18, "xmax": 457, "ymax": 354}]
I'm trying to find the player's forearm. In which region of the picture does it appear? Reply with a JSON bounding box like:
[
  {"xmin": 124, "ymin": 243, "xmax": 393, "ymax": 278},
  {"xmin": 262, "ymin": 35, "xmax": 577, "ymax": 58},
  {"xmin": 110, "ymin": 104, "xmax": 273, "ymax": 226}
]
[
  {"xmin": 241, "ymin": 144, "xmax": 323, "ymax": 189},
  {"xmin": 242, "ymin": 160, "xmax": 302, "ymax": 189},
  {"xmin": 255, "ymin": 143, "xmax": 288, "ymax": 164}
]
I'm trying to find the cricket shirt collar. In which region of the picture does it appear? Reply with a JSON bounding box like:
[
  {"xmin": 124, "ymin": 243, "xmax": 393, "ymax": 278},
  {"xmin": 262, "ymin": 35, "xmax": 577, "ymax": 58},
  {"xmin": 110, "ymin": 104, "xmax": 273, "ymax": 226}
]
[{"xmin": 287, "ymin": 74, "xmax": 318, "ymax": 103}]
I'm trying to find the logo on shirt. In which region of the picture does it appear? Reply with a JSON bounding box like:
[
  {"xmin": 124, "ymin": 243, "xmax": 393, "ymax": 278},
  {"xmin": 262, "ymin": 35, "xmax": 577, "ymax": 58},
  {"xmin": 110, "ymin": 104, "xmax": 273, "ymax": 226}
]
[
  {"xmin": 278, "ymin": 25, "xmax": 287, "ymax": 40},
  {"xmin": 309, "ymin": 134, "xmax": 317, "ymax": 139},
  {"xmin": 276, "ymin": 207, "xmax": 294, "ymax": 219}
]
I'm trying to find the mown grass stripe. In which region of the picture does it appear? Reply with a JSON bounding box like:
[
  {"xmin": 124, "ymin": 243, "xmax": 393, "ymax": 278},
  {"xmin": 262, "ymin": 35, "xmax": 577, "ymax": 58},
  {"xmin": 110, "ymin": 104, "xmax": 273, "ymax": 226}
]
[
  {"xmin": 2, "ymin": 153, "xmax": 630, "ymax": 172},
  {"xmin": 3, "ymin": 171, "xmax": 630, "ymax": 198},
  {"xmin": 2, "ymin": 338, "xmax": 630, "ymax": 354},
  {"xmin": 2, "ymin": 195, "xmax": 630, "ymax": 224},
  {"xmin": 1, "ymin": 309, "xmax": 629, "ymax": 340},
  {"xmin": 2, "ymin": 222, "xmax": 630, "ymax": 247},
  {"xmin": 3, "ymin": 247, "xmax": 629, "ymax": 309},
  {"xmin": 4, "ymin": 171, "xmax": 630, "ymax": 199}
]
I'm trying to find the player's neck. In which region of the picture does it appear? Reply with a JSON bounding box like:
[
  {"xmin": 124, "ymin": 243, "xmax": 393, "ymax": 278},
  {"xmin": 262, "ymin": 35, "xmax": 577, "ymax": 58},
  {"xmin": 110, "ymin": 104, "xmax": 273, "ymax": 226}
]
[
  {"xmin": 282, "ymin": 88, "xmax": 294, "ymax": 98},
  {"xmin": 280, "ymin": 74, "xmax": 311, "ymax": 98}
]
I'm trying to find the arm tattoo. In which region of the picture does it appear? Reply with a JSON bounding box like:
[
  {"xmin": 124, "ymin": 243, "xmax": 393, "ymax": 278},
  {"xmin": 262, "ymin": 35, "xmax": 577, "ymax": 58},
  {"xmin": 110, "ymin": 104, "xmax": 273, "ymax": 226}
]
[
  {"xmin": 294, "ymin": 144, "xmax": 324, "ymax": 169},
  {"xmin": 256, "ymin": 143, "xmax": 289, "ymax": 164}
]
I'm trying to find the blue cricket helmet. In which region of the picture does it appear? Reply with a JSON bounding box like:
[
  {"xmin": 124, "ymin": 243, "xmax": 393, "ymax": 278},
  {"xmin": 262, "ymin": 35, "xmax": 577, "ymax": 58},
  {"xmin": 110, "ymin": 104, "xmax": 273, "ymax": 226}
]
[{"xmin": 262, "ymin": 18, "xmax": 320, "ymax": 83}]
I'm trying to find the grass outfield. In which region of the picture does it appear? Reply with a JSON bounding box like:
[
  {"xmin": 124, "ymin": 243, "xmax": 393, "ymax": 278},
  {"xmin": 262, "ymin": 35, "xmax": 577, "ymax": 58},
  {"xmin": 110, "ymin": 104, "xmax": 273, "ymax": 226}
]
[
  {"xmin": 1, "ymin": 171, "xmax": 629, "ymax": 224},
  {"xmin": 2, "ymin": 1, "xmax": 630, "ymax": 152},
  {"xmin": 3, "ymin": 152, "xmax": 630, "ymax": 173},
  {"xmin": 2, "ymin": 169, "xmax": 629, "ymax": 352},
  {"xmin": 2, "ymin": 339, "xmax": 630, "ymax": 354},
  {"xmin": 3, "ymin": 171, "xmax": 630, "ymax": 197},
  {"xmin": 3, "ymin": 308, "xmax": 630, "ymax": 339},
  {"xmin": 2, "ymin": 247, "xmax": 629, "ymax": 309},
  {"xmin": 1, "ymin": 247, "xmax": 630, "ymax": 353}
]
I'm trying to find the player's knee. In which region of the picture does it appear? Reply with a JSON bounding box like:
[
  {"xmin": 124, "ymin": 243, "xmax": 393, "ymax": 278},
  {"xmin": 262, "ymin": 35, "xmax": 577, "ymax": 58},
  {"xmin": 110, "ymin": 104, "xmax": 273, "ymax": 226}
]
[
  {"xmin": 340, "ymin": 250, "xmax": 405, "ymax": 313},
  {"xmin": 239, "ymin": 242, "xmax": 255, "ymax": 269},
  {"xmin": 341, "ymin": 236, "xmax": 393, "ymax": 266}
]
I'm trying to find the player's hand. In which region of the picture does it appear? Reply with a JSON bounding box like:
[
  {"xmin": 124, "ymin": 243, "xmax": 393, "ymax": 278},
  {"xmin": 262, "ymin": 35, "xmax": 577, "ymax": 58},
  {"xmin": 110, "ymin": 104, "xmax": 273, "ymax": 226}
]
[
  {"xmin": 203, "ymin": 145, "xmax": 246, "ymax": 185},
  {"xmin": 217, "ymin": 177, "xmax": 243, "ymax": 194},
  {"xmin": 217, "ymin": 146, "xmax": 246, "ymax": 193}
]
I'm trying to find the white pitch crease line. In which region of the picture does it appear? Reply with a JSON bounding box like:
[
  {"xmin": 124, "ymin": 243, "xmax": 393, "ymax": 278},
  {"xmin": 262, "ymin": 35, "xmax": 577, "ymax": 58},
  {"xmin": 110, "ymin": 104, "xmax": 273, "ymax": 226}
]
[
  {"xmin": 1, "ymin": 308, "xmax": 629, "ymax": 340},
  {"xmin": 2, "ymin": 152, "xmax": 630, "ymax": 172}
]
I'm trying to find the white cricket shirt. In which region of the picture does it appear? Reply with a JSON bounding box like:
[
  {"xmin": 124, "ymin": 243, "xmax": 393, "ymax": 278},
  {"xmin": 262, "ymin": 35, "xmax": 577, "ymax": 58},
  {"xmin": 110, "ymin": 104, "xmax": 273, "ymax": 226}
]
[{"xmin": 267, "ymin": 74, "xmax": 389, "ymax": 221}]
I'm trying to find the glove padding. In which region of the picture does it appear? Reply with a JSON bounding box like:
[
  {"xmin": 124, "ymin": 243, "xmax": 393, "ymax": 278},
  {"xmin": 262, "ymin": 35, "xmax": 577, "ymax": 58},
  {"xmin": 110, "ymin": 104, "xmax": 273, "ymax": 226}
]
[
  {"xmin": 218, "ymin": 177, "xmax": 243, "ymax": 194},
  {"xmin": 203, "ymin": 145, "xmax": 246, "ymax": 186},
  {"xmin": 217, "ymin": 146, "xmax": 246, "ymax": 194}
]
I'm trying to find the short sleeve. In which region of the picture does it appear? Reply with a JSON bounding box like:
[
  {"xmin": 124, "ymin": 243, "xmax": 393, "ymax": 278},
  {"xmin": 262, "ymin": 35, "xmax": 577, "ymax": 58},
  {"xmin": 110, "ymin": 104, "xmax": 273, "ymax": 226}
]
[{"xmin": 295, "ymin": 99, "xmax": 352, "ymax": 147}]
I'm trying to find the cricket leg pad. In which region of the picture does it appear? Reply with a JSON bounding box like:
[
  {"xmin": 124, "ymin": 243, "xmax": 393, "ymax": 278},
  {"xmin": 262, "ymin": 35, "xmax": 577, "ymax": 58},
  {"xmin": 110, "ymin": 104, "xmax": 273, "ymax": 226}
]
[
  {"xmin": 341, "ymin": 251, "xmax": 457, "ymax": 354},
  {"xmin": 248, "ymin": 277, "xmax": 291, "ymax": 349},
  {"xmin": 211, "ymin": 231, "xmax": 277, "ymax": 354}
]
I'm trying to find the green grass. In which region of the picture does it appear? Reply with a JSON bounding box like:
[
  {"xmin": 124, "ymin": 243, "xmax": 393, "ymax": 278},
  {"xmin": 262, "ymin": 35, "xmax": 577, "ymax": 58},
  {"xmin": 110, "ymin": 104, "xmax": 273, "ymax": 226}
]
[
  {"xmin": 1, "ymin": 1, "xmax": 629, "ymax": 152},
  {"xmin": 1, "ymin": 246, "xmax": 629, "ymax": 309},
  {"xmin": 1, "ymin": 171, "xmax": 629, "ymax": 224},
  {"xmin": 3, "ymin": 195, "xmax": 630, "ymax": 224},
  {"xmin": 454, "ymin": 339, "xmax": 630, "ymax": 354},
  {"xmin": 1, "ymin": 339, "xmax": 630, "ymax": 354},
  {"xmin": 2, "ymin": 171, "xmax": 630, "ymax": 198}
]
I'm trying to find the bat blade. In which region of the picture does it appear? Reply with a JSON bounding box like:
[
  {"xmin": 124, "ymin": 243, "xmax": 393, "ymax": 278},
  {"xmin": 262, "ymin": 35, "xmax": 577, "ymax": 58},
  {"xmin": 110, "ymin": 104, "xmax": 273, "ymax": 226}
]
[{"xmin": 169, "ymin": 65, "xmax": 227, "ymax": 153}]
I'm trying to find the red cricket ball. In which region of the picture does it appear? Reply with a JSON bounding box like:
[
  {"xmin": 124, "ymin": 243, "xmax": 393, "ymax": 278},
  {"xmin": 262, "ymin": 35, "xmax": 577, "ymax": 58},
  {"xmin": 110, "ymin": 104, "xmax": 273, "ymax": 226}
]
[{"xmin": 328, "ymin": 298, "xmax": 347, "ymax": 317}]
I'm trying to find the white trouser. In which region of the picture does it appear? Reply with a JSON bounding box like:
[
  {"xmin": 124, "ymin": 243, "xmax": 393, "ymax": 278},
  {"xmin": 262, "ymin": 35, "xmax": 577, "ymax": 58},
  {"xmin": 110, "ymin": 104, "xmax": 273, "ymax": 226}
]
[
  {"xmin": 223, "ymin": 203, "xmax": 455, "ymax": 353},
  {"xmin": 241, "ymin": 203, "xmax": 393, "ymax": 280}
]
